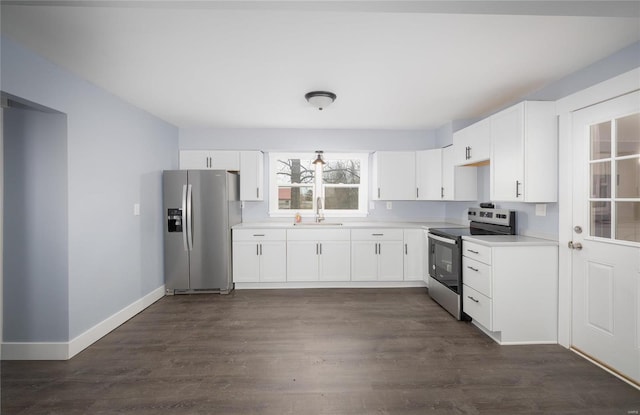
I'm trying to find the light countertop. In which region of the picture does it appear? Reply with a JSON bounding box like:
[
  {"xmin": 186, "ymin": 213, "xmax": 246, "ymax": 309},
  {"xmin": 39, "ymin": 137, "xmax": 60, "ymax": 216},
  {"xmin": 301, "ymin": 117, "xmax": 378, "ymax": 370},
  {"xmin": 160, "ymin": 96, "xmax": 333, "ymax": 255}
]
[
  {"xmin": 463, "ymin": 235, "xmax": 558, "ymax": 247},
  {"xmin": 233, "ymin": 221, "xmax": 462, "ymax": 230}
]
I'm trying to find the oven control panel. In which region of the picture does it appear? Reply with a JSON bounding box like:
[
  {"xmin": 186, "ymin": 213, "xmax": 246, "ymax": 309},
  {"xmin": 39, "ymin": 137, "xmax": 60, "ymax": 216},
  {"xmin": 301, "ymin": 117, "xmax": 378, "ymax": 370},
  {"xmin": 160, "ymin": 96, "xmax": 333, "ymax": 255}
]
[{"xmin": 468, "ymin": 207, "xmax": 515, "ymax": 227}]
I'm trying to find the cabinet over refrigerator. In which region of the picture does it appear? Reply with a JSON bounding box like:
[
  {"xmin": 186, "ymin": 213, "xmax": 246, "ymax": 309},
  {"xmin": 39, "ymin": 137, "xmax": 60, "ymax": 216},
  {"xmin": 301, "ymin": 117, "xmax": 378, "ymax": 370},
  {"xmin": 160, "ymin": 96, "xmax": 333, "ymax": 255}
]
[{"xmin": 163, "ymin": 170, "xmax": 241, "ymax": 294}]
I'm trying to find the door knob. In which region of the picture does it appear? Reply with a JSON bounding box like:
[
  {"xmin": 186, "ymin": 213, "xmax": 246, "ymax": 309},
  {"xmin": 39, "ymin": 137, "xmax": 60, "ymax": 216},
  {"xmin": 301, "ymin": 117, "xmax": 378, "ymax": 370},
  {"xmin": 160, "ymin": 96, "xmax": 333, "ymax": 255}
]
[{"xmin": 568, "ymin": 241, "xmax": 583, "ymax": 250}]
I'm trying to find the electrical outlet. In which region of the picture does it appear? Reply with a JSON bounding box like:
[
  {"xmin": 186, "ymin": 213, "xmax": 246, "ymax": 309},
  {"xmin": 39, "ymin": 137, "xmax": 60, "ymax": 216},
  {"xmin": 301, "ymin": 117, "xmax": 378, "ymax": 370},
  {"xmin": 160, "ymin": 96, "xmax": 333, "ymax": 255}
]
[
  {"xmin": 386, "ymin": 201, "xmax": 392, "ymax": 210},
  {"xmin": 535, "ymin": 204, "xmax": 547, "ymax": 216},
  {"xmin": 133, "ymin": 203, "xmax": 141, "ymax": 216}
]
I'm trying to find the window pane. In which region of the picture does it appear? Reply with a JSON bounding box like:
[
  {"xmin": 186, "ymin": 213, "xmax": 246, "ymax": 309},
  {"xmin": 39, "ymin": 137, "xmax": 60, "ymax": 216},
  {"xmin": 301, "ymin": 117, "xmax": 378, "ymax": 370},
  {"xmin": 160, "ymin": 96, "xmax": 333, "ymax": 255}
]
[
  {"xmin": 590, "ymin": 161, "xmax": 611, "ymax": 198},
  {"xmin": 324, "ymin": 187, "xmax": 359, "ymax": 210},
  {"xmin": 616, "ymin": 113, "xmax": 640, "ymax": 157},
  {"xmin": 278, "ymin": 186, "xmax": 313, "ymax": 210},
  {"xmin": 323, "ymin": 160, "xmax": 361, "ymax": 184},
  {"xmin": 616, "ymin": 157, "xmax": 640, "ymax": 198},
  {"xmin": 590, "ymin": 201, "xmax": 611, "ymax": 239},
  {"xmin": 616, "ymin": 202, "xmax": 640, "ymax": 243},
  {"xmin": 276, "ymin": 159, "xmax": 314, "ymax": 185},
  {"xmin": 590, "ymin": 121, "xmax": 611, "ymax": 160}
]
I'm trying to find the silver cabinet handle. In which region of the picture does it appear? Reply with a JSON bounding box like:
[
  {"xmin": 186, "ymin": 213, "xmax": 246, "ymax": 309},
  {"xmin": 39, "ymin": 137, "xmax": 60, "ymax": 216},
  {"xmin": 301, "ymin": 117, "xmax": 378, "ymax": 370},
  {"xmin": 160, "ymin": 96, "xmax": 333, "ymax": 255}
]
[
  {"xmin": 405, "ymin": 244, "xmax": 408, "ymax": 255},
  {"xmin": 378, "ymin": 188, "xmax": 381, "ymax": 198},
  {"xmin": 441, "ymin": 187, "xmax": 444, "ymax": 199},
  {"xmin": 256, "ymin": 244, "xmax": 259, "ymax": 256},
  {"xmin": 416, "ymin": 188, "xmax": 419, "ymax": 198},
  {"xmin": 467, "ymin": 266, "xmax": 479, "ymax": 272},
  {"xmin": 253, "ymin": 234, "xmax": 265, "ymax": 237},
  {"xmin": 467, "ymin": 296, "xmax": 479, "ymax": 303},
  {"xmin": 372, "ymin": 233, "xmax": 384, "ymax": 236},
  {"xmin": 516, "ymin": 180, "xmax": 522, "ymax": 198},
  {"xmin": 378, "ymin": 243, "xmax": 382, "ymax": 255},
  {"xmin": 260, "ymin": 244, "xmax": 263, "ymax": 255},
  {"xmin": 316, "ymin": 243, "xmax": 319, "ymax": 255},
  {"xmin": 319, "ymin": 243, "xmax": 322, "ymax": 255},
  {"xmin": 256, "ymin": 187, "xmax": 260, "ymax": 198},
  {"xmin": 467, "ymin": 249, "xmax": 479, "ymax": 254},
  {"xmin": 374, "ymin": 243, "xmax": 378, "ymax": 255}
]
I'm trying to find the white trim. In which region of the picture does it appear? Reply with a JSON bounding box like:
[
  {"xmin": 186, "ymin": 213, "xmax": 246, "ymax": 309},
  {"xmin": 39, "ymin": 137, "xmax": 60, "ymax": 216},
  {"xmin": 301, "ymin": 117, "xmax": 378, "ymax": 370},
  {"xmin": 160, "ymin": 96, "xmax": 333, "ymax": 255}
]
[
  {"xmin": 556, "ymin": 67, "xmax": 640, "ymax": 349},
  {"xmin": 571, "ymin": 348, "xmax": 640, "ymax": 390},
  {"xmin": 235, "ymin": 281, "xmax": 427, "ymax": 289},
  {"xmin": 1, "ymin": 285, "xmax": 165, "ymax": 360}
]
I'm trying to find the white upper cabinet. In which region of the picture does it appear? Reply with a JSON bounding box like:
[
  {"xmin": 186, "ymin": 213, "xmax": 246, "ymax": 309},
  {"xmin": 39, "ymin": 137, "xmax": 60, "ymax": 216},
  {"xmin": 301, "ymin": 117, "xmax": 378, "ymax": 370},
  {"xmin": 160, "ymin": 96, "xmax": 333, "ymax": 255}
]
[
  {"xmin": 372, "ymin": 151, "xmax": 416, "ymax": 200},
  {"xmin": 239, "ymin": 151, "xmax": 264, "ymax": 201},
  {"xmin": 452, "ymin": 118, "xmax": 491, "ymax": 166},
  {"xmin": 490, "ymin": 101, "xmax": 557, "ymax": 202},
  {"xmin": 416, "ymin": 149, "xmax": 442, "ymax": 200},
  {"xmin": 442, "ymin": 146, "xmax": 477, "ymax": 201},
  {"xmin": 179, "ymin": 150, "xmax": 240, "ymax": 170}
]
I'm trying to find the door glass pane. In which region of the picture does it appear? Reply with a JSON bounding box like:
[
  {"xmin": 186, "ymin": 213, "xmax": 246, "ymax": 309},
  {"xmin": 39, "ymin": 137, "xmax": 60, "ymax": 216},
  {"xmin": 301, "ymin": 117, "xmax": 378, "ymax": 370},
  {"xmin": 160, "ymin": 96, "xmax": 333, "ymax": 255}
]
[
  {"xmin": 590, "ymin": 161, "xmax": 611, "ymax": 198},
  {"xmin": 616, "ymin": 202, "xmax": 640, "ymax": 243},
  {"xmin": 616, "ymin": 157, "xmax": 640, "ymax": 198},
  {"xmin": 324, "ymin": 187, "xmax": 359, "ymax": 210},
  {"xmin": 590, "ymin": 121, "xmax": 612, "ymax": 160},
  {"xmin": 590, "ymin": 201, "xmax": 611, "ymax": 238},
  {"xmin": 616, "ymin": 113, "xmax": 640, "ymax": 157}
]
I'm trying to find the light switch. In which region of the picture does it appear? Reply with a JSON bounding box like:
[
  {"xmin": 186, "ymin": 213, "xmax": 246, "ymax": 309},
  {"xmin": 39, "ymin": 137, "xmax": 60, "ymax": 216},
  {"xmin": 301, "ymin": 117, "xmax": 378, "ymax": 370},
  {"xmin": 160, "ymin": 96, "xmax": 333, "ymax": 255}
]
[
  {"xmin": 535, "ymin": 204, "xmax": 546, "ymax": 217},
  {"xmin": 369, "ymin": 201, "xmax": 375, "ymax": 210},
  {"xmin": 133, "ymin": 203, "xmax": 141, "ymax": 216}
]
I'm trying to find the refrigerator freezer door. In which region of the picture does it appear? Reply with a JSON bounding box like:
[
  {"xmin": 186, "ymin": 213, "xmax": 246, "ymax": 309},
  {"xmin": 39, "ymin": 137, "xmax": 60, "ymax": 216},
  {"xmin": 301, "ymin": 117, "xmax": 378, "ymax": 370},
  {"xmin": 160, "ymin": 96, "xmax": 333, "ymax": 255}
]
[
  {"xmin": 163, "ymin": 170, "xmax": 190, "ymax": 291},
  {"xmin": 188, "ymin": 170, "xmax": 233, "ymax": 292}
]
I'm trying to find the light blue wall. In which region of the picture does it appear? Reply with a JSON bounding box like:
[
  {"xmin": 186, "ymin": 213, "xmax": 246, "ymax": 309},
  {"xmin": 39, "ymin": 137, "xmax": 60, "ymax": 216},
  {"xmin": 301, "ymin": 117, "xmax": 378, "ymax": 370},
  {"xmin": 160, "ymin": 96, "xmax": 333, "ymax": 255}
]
[
  {"xmin": 1, "ymin": 36, "xmax": 179, "ymax": 340},
  {"xmin": 3, "ymin": 106, "xmax": 69, "ymax": 342}
]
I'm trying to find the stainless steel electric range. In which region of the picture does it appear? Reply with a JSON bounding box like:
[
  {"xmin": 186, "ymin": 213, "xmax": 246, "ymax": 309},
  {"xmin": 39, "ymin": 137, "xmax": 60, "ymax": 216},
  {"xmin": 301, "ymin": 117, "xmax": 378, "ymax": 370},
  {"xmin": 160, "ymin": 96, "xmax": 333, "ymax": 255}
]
[{"xmin": 427, "ymin": 207, "xmax": 516, "ymax": 320}]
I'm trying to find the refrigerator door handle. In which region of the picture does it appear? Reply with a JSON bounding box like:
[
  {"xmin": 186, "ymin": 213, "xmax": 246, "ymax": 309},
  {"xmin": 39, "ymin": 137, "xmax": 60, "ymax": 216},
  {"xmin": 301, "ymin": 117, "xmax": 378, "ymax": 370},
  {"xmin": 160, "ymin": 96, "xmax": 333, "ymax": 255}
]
[
  {"xmin": 181, "ymin": 184, "xmax": 188, "ymax": 251},
  {"xmin": 186, "ymin": 184, "xmax": 194, "ymax": 251}
]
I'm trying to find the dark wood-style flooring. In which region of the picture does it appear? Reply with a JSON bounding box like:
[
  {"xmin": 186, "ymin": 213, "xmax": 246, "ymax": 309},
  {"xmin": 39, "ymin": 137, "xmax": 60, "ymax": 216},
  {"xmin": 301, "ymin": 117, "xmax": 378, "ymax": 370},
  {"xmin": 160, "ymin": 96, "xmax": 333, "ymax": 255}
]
[{"xmin": 2, "ymin": 288, "xmax": 639, "ymax": 414}]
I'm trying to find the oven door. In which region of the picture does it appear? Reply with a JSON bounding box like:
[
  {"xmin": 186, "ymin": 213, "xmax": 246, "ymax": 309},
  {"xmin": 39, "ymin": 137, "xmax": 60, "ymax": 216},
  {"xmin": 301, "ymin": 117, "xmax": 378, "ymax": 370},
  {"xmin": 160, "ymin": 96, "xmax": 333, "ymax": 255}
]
[{"xmin": 428, "ymin": 233, "xmax": 461, "ymax": 294}]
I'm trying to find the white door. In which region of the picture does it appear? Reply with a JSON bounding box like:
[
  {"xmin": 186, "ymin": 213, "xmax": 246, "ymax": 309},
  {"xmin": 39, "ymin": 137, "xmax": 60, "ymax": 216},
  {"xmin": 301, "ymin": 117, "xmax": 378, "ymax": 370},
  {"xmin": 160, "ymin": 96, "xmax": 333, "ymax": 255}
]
[
  {"xmin": 378, "ymin": 241, "xmax": 404, "ymax": 281},
  {"xmin": 491, "ymin": 104, "xmax": 524, "ymax": 202},
  {"xmin": 416, "ymin": 149, "xmax": 442, "ymax": 200},
  {"xmin": 375, "ymin": 152, "xmax": 416, "ymax": 200},
  {"xmin": 286, "ymin": 241, "xmax": 319, "ymax": 281},
  {"xmin": 232, "ymin": 242, "xmax": 260, "ymax": 282},
  {"xmin": 571, "ymin": 90, "xmax": 640, "ymax": 385},
  {"xmin": 259, "ymin": 241, "xmax": 287, "ymax": 282},
  {"xmin": 351, "ymin": 241, "xmax": 378, "ymax": 281},
  {"xmin": 403, "ymin": 229, "xmax": 424, "ymax": 281},
  {"xmin": 318, "ymin": 241, "xmax": 351, "ymax": 281}
]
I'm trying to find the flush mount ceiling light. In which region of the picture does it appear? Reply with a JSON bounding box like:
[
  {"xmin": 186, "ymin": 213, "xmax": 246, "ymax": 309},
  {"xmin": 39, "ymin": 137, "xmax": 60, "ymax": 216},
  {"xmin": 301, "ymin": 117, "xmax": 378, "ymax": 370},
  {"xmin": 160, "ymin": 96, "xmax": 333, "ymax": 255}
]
[
  {"xmin": 305, "ymin": 91, "xmax": 337, "ymax": 111},
  {"xmin": 312, "ymin": 150, "xmax": 326, "ymax": 165}
]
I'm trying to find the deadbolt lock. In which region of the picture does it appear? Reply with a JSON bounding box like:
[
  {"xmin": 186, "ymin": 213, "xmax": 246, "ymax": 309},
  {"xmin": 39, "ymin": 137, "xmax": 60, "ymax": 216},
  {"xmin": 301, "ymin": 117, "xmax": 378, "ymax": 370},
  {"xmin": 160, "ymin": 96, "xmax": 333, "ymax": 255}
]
[{"xmin": 574, "ymin": 226, "xmax": 583, "ymax": 234}]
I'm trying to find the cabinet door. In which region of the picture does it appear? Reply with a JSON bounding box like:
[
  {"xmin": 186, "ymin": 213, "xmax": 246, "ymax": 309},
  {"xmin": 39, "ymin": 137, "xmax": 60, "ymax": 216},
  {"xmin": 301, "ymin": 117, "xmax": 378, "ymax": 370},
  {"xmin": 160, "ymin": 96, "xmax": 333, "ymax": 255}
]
[
  {"xmin": 454, "ymin": 119, "xmax": 491, "ymax": 166},
  {"xmin": 318, "ymin": 241, "xmax": 351, "ymax": 281},
  {"xmin": 403, "ymin": 229, "xmax": 424, "ymax": 281},
  {"xmin": 286, "ymin": 241, "xmax": 319, "ymax": 281},
  {"xmin": 259, "ymin": 241, "xmax": 287, "ymax": 282},
  {"xmin": 374, "ymin": 152, "xmax": 416, "ymax": 200},
  {"xmin": 441, "ymin": 146, "xmax": 455, "ymax": 201},
  {"xmin": 491, "ymin": 104, "xmax": 524, "ymax": 201},
  {"xmin": 232, "ymin": 242, "xmax": 261, "ymax": 282},
  {"xmin": 209, "ymin": 151, "xmax": 240, "ymax": 170},
  {"xmin": 378, "ymin": 241, "xmax": 404, "ymax": 281},
  {"xmin": 239, "ymin": 151, "xmax": 264, "ymax": 201},
  {"xmin": 351, "ymin": 241, "xmax": 378, "ymax": 281},
  {"xmin": 180, "ymin": 150, "xmax": 211, "ymax": 169},
  {"xmin": 416, "ymin": 149, "xmax": 442, "ymax": 200}
]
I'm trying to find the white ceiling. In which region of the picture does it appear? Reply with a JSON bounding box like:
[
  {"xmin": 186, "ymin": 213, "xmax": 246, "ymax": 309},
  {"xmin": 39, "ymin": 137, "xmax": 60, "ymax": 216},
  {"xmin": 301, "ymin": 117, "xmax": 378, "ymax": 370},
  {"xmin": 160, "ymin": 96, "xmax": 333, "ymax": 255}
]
[{"xmin": 1, "ymin": 1, "xmax": 639, "ymax": 130}]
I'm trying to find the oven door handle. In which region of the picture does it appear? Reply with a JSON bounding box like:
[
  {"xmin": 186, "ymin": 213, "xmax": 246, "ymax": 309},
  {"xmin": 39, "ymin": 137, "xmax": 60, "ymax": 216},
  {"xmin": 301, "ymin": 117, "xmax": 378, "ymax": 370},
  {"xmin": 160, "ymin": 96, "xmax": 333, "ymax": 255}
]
[{"xmin": 428, "ymin": 233, "xmax": 458, "ymax": 245}]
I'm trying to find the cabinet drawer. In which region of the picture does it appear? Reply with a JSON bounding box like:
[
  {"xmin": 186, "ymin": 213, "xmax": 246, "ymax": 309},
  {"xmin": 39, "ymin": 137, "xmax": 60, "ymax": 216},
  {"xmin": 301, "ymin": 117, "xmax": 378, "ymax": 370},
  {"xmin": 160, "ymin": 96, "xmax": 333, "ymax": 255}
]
[
  {"xmin": 463, "ymin": 285, "xmax": 492, "ymax": 330},
  {"xmin": 351, "ymin": 228, "xmax": 404, "ymax": 241},
  {"xmin": 462, "ymin": 257, "xmax": 492, "ymax": 297},
  {"xmin": 462, "ymin": 241, "xmax": 492, "ymax": 265},
  {"xmin": 233, "ymin": 229, "xmax": 286, "ymax": 241},
  {"xmin": 287, "ymin": 228, "xmax": 350, "ymax": 241}
]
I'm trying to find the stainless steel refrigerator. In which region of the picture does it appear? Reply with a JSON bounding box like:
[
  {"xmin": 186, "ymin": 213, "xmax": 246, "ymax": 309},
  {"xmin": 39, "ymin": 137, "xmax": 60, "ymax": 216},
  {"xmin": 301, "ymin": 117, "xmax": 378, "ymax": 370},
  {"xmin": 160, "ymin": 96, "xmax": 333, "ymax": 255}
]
[{"xmin": 163, "ymin": 170, "xmax": 241, "ymax": 294}]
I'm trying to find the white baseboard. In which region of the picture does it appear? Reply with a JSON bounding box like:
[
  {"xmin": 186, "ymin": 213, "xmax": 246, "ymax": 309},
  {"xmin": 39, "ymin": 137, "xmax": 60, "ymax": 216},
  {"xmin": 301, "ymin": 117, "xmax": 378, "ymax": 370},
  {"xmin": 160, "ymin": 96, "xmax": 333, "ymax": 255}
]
[
  {"xmin": 2, "ymin": 285, "xmax": 165, "ymax": 360},
  {"xmin": 235, "ymin": 281, "xmax": 428, "ymax": 289}
]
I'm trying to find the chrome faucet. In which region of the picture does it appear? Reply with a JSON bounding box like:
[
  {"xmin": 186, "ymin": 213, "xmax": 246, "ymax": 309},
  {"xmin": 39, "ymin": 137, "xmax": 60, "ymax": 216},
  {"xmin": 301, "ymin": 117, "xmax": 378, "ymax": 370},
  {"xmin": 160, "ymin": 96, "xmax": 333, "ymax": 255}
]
[{"xmin": 315, "ymin": 197, "xmax": 324, "ymax": 223}]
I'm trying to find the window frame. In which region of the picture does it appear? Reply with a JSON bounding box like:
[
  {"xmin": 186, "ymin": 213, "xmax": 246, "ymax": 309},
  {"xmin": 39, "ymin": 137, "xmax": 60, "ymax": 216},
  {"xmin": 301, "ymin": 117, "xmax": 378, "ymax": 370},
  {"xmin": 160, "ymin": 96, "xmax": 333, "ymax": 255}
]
[{"xmin": 268, "ymin": 152, "xmax": 369, "ymax": 218}]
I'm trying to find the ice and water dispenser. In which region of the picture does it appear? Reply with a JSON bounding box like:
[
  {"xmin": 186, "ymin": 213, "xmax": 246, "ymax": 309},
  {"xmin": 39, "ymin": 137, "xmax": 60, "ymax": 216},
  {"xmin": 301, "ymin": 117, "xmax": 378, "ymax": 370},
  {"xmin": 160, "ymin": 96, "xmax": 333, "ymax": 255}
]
[{"xmin": 167, "ymin": 208, "xmax": 183, "ymax": 232}]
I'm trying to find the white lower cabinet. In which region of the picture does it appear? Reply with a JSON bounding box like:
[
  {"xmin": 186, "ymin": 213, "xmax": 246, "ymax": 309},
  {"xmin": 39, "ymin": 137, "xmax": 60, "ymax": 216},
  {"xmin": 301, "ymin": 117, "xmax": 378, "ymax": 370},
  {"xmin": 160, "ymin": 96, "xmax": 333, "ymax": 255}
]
[
  {"xmin": 286, "ymin": 229, "xmax": 351, "ymax": 281},
  {"xmin": 462, "ymin": 239, "xmax": 558, "ymax": 344},
  {"xmin": 351, "ymin": 229, "xmax": 404, "ymax": 281},
  {"xmin": 232, "ymin": 229, "xmax": 287, "ymax": 282},
  {"xmin": 403, "ymin": 228, "xmax": 424, "ymax": 281}
]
